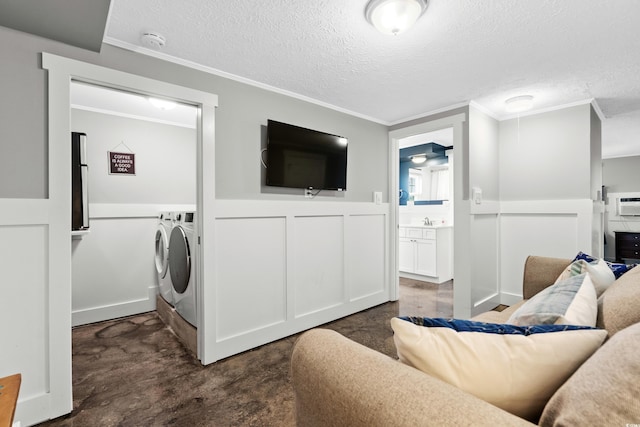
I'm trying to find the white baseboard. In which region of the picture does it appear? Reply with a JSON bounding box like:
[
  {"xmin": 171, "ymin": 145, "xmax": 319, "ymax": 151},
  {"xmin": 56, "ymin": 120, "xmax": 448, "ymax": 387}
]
[
  {"xmin": 399, "ymin": 271, "xmax": 451, "ymax": 284},
  {"xmin": 13, "ymin": 393, "xmax": 51, "ymax": 427},
  {"xmin": 500, "ymin": 291, "xmax": 523, "ymax": 306},
  {"xmin": 72, "ymin": 286, "xmax": 158, "ymax": 327}
]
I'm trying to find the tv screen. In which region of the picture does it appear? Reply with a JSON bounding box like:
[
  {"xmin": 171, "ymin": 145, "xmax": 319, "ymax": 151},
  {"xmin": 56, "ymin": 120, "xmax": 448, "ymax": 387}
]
[{"xmin": 266, "ymin": 120, "xmax": 348, "ymax": 191}]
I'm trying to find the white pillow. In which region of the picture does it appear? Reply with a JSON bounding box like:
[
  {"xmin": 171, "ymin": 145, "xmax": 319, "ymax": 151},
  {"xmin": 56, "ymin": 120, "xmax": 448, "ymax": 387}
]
[
  {"xmin": 555, "ymin": 258, "xmax": 616, "ymax": 297},
  {"xmin": 507, "ymin": 273, "xmax": 597, "ymax": 327},
  {"xmin": 391, "ymin": 317, "xmax": 607, "ymax": 421}
]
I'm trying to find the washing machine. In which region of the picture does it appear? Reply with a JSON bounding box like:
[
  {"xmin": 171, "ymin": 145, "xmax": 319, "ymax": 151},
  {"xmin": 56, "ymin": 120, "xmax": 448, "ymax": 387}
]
[
  {"xmin": 155, "ymin": 212, "xmax": 175, "ymax": 306},
  {"xmin": 169, "ymin": 211, "xmax": 197, "ymax": 326}
]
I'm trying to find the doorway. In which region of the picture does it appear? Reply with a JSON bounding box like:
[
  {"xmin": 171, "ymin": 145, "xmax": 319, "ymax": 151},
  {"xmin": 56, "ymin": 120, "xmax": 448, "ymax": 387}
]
[
  {"xmin": 69, "ymin": 81, "xmax": 198, "ymax": 329},
  {"xmin": 388, "ymin": 112, "xmax": 467, "ymax": 316},
  {"xmin": 43, "ymin": 52, "xmax": 217, "ymax": 419},
  {"xmin": 396, "ymin": 127, "xmax": 454, "ymax": 303}
]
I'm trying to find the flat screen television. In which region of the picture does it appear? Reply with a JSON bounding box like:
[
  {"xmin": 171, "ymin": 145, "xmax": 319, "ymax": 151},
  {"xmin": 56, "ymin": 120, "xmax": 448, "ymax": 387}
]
[{"xmin": 266, "ymin": 120, "xmax": 348, "ymax": 191}]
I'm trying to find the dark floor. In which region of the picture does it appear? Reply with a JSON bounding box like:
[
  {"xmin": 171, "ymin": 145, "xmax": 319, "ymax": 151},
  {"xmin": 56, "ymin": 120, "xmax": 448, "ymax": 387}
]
[{"xmin": 38, "ymin": 279, "xmax": 452, "ymax": 427}]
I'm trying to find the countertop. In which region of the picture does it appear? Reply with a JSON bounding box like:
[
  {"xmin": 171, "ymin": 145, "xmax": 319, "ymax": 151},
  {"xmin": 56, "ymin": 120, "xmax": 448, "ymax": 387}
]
[{"xmin": 399, "ymin": 224, "xmax": 453, "ymax": 229}]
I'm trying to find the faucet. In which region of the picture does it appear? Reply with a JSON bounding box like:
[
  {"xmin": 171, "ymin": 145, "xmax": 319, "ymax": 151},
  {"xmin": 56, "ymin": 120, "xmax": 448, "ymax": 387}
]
[{"xmin": 423, "ymin": 216, "xmax": 431, "ymax": 226}]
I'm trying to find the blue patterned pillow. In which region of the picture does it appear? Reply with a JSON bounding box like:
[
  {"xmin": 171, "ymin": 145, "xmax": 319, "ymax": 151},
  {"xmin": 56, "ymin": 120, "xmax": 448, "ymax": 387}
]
[
  {"xmin": 573, "ymin": 251, "xmax": 636, "ymax": 279},
  {"xmin": 399, "ymin": 316, "xmax": 597, "ymax": 335}
]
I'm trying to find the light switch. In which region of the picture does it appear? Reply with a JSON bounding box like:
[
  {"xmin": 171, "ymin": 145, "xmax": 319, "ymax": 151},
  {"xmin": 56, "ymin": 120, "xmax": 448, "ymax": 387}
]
[
  {"xmin": 373, "ymin": 191, "xmax": 382, "ymax": 204},
  {"xmin": 472, "ymin": 187, "xmax": 482, "ymax": 204}
]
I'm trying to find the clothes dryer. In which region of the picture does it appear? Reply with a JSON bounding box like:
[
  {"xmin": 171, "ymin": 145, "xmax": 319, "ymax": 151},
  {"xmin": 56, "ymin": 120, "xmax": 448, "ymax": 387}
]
[
  {"xmin": 155, "ymin": 212, "xmax": 175, "ymax": 306},
  {"xmin": 169, "ymin": 211, "xmax": 197, "ymax": 326}
]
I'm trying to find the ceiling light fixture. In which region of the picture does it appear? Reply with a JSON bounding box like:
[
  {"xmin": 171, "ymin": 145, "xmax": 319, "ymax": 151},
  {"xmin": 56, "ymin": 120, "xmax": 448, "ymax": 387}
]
[
  {"xmin": 365, "ymin": 0, "xmax": 428, "ymax": 35},
  {"xmin": 505, "ymin": 95, "xmax": 534, "ymax": 114},
  {"xmin": 148, "ymin": 97, "xmax": 177, "ymax": 110},
  {"xmin": 411, "ymin": 155, "xmax": 427, "ymax": 164}
]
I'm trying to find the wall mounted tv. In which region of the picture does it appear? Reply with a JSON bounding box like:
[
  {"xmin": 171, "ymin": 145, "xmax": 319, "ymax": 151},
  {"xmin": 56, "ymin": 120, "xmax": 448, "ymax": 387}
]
[{"xmin": 266, "ymin": 119, "xmax": 348, "ymax": 191}]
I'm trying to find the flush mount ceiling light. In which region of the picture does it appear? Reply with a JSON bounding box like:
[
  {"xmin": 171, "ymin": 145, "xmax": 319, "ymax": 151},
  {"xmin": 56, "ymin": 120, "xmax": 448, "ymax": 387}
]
[
  {"xmin": 365, "ymin": 0, "xmax": 429, "ymax": 35},
  {"xmin": 411, "ymin": 155, "xmax": 427, "ymax": 164},
  {"xmin": 148, "ymin": 97, "xmax": 177, "ymax": 110},
  {"xmin": 505, "ymin": 95, "xmax": 534, "ymax": 114}
]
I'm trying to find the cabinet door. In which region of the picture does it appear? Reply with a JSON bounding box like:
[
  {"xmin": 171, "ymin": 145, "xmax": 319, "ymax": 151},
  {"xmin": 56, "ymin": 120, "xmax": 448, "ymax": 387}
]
[
  {"xmin": 399, "ymin": 238, "xmax": 415, "ymax": 273},
  {"xmin": 415, "ymin": 239, "xmax": 437, "ymax": 276}
]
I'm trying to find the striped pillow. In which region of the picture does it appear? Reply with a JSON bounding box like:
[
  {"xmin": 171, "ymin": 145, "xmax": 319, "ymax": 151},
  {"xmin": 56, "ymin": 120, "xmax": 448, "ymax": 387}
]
[{"xmin": 507, "ymin": 273, "xmax": 597, "ymax": 327}]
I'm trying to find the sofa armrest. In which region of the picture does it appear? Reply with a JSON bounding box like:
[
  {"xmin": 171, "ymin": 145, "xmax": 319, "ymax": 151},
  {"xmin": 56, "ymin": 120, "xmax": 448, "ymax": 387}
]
[
  {"xmin": 291, "ymin": 329, "xmax": 533, "ymax": 427},
  {"xmin": 522, "ymin": 255, "xmax": 572, "ymax": 299}
]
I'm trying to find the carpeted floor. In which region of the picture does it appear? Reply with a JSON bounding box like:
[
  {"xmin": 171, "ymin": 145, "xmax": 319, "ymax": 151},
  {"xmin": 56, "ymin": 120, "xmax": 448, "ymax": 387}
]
[{"xmin": 37, "ymin": 279, "xmax": 452, "ymax": 426}]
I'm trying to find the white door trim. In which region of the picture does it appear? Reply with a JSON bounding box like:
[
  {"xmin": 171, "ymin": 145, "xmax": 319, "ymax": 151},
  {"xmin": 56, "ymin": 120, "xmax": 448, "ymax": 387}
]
[
  {"xmin": 42, "ymin": 52, "xmax": 218, "ymax": 419},
  {"xmin": 388, "ymin": 113, "xmax": 466, "ymax": 303}
]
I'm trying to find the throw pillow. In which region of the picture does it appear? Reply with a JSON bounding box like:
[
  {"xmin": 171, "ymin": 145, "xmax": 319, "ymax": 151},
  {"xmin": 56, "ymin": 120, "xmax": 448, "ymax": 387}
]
[
  {"xmin": 391, "ymin": 317, "xmax": 607, "ymax": 422},
  {"xmin": 555, "ymin": 258, "xmax": 615, "ymax": 297},
  {"xmin": 507, "ymin": 273, "xmax": 597, "ymax": 327},
  {"xmin": 539, "ymin": 322, "xmax": 640, "ymax": 426},
  {"xmin": 573, "ymin": 251, "xmax": 637, "ymax": 278}
]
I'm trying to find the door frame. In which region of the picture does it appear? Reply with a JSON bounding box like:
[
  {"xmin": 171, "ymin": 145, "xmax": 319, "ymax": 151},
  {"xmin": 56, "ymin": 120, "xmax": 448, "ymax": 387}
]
[
  {"xmin": 43, "ymin": 52, "xmax": 218, "ymax": 417},
  {"xmin": 388, "ymin": 113, "xmax": 466, "ymax": 304}
]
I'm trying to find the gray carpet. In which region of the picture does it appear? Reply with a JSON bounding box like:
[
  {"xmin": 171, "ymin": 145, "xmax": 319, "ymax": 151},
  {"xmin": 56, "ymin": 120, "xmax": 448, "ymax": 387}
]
[{"xmin": 38, "ymin": 279, "xmax": 452, "ymax": 426}]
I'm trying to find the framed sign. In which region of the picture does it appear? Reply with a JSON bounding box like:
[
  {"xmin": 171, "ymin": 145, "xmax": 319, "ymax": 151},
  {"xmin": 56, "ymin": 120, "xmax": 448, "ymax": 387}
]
[{"xmin": 109, "ymin": 151, "xmax": 136, "ymax": 175}]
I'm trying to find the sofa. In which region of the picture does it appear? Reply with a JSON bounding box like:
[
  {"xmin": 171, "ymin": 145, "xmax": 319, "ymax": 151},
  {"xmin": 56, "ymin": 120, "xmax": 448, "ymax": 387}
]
[{"xmin": 291, "ymin": 255, "xmax": 640, "ymax": 426}]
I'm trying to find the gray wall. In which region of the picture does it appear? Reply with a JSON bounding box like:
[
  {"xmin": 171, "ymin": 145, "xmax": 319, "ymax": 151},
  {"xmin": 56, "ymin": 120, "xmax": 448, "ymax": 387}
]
[
  {"xmin": 468, "ymin": 105, "xmax": 499, "ymax": 201},
  {"xmin": 0, "ymin": 26, "xmax": 389, "ymax": 202},
  {"xmin": 603, "ymin": 155, "xmax": 640, "ymax": 193},
  {"xmin": 71, "ymin": 109, "xmax": 196, "ymax": 204},
  {"xmin": 499, "ymin": 104, "xmax": 593, "ymax": 200}
]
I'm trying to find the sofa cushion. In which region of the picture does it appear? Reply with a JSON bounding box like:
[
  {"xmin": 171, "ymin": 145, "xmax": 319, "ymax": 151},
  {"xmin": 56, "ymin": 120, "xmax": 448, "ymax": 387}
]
[
  {"xmin": 555, "ymin": 258, "xmax": 615, "ymax": 297},
  {"xmin": 540, "ymin": 322, "xmax": 640, "ymax": 426},
  {"xmin": 597, "ymin": 264, "xmax": 640, "ymax": 336},
  {"xmin": 507, "ymin": 273, "xmax": 597, "ymax": 327},
  {"xmin": 391, "ymin": 317, "xmax": 607, "ymax": 422}
]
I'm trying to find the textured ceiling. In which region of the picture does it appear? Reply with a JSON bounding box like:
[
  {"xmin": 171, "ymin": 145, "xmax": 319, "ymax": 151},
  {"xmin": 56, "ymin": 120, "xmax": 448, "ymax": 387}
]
[{"xmin": 21, "ymin": 0, "xmax": 640, "ymax": 158}]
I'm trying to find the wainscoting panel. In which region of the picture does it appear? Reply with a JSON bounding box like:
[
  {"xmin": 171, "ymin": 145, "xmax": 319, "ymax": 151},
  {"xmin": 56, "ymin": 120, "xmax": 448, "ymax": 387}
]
[
  {"xmin": 214, "ymin": 217, "xmax": 287, "ymax": 340},
  {"xmin": 498, "ymin": 199, "xmax": 596, "ymax": 305},
  {"xmin": 209, "ymin": 200, "xmax": 390, "ymax": 361},
  {"xmin": 470, "ymin": 214, "xmax": 500, "ymax": 315},
  {"xmin": 0, "ymin": 224, "xmax": 49, "ymax": 411},
  {"xmin": 70, "ymin": 203, "xmax": 196, "ymax": 326},
  {"xmin": 346, "ymin": 214, "xmax": 386, "ymax": 301},
  {"xmin": 0, "ymin": 197, "xmax": 68, "ymax": 427},
  {"xmin": 293, "ymin": 215, "xmax": 345, "ymax": 317}
]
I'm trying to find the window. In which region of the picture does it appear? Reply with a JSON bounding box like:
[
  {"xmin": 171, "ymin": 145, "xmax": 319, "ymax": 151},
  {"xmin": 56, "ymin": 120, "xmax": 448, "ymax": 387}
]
[{"xmin": 409, "ymin": 168, "xmax": 423, "ymax": 195}]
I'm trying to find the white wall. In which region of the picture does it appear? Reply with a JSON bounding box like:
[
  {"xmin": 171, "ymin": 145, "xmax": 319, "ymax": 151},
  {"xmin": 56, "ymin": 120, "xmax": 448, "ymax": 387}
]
[
  {"xmin": 497, "ymin": 104, "xmax": 601, "ymax": 303},
  {"xmin": 392, "ymin": 103, "xmax": 601, "ymax": 314},
  {"xmin": 469, "ymin": 104, "xmax": 500, "ymax": 201},
  {"xmin": 71, "ymin": 108, "xmax": 197, "ymax": 204},
  {"xmin": 0, "ymin": 28, "xmax": 391, "ymax": 425},
  {"xmin": 499, "ymin": 104, "xmax": 592, "ymax": 200},
  {"xmin": 210, "ymin": 200, "xmax": 389, "ymax": 360},
  {"xmin": 70, "ymin": 109, "xmax": 196, "ymax": 326},
  {"xmin": 603, "ymin": 155, "xmax": 640, "ymax": 260},
  {"xmin": 603, "ymin": 155, "xmax": 640, "ymax": 193},
  {"xmin": 399, "ymin": 203, "xmax": 453, "ymax": 226}
]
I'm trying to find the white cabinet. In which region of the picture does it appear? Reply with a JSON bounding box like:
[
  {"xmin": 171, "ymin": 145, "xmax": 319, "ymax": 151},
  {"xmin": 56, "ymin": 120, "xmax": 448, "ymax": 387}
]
[
  {"xmin": 415, "ymin": 239, "xmax": 437, "ymax": 276},
  {"xmin": 399, "ymin": 226, "xmax": 452, "ymax": 284}
]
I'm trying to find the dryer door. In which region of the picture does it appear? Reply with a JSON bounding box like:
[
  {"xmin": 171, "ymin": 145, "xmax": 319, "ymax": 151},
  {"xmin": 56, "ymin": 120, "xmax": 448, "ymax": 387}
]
[
  {"xmin": 169, "ymin": 226, "xmax": 191, "ymax": 294},
  {"xmin": 155, "ymin": 225, "xmax": 169, "ymax": 278}
]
